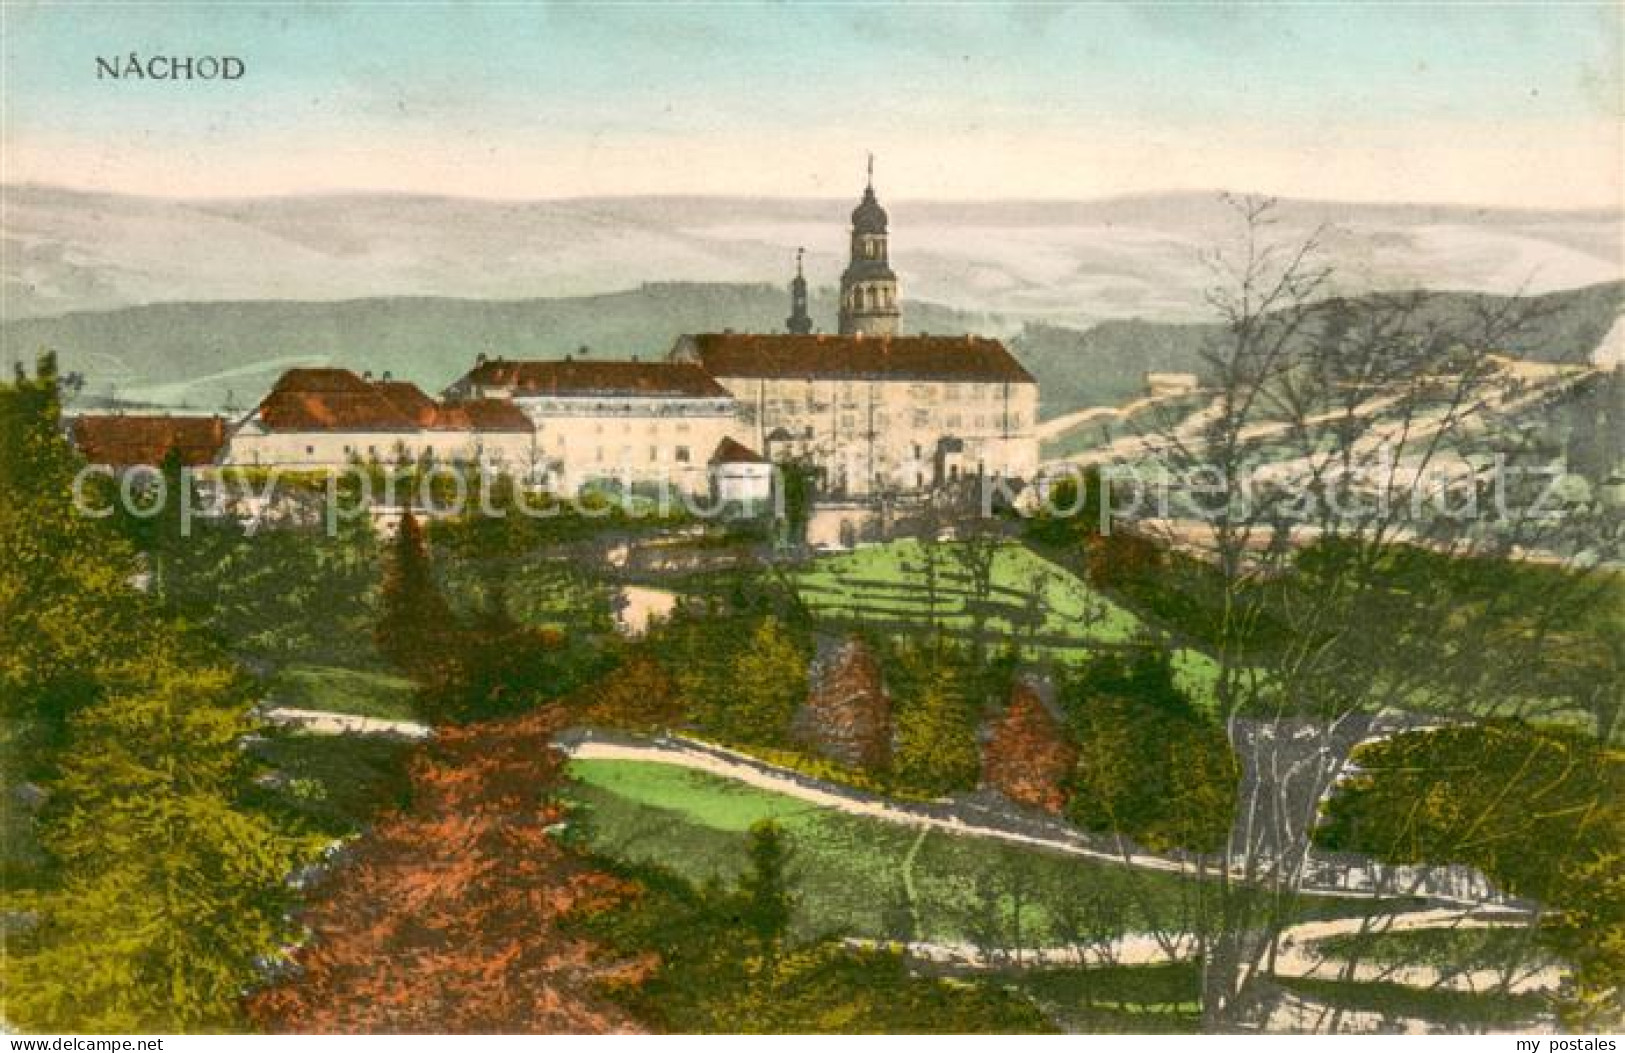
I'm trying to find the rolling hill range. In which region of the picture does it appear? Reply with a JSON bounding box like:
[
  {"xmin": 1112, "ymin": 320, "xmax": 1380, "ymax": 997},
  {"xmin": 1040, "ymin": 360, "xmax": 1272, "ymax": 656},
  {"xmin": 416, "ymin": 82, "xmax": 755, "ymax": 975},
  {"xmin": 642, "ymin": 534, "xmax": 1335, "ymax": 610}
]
[
  {"xmin": 4, "ymin": 184, "xmax": 1620, "ymax": 325},
  {"xmin": 0, "ymin": 285, "xmax": 996, "ymax": 409},
  {"xmin": 5, "ymin": 281, "xmax": 1618, "ymax": 418}
]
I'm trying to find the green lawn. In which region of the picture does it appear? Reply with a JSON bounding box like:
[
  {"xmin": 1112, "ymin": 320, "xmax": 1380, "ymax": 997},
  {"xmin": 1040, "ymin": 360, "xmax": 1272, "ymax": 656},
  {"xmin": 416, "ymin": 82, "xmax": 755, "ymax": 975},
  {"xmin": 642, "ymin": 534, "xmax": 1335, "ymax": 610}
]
[
  {"xmin": 792, "ymin": 539, "xmax": 1220, "ymax": 705},
  {"xmin": 565, "ymin": 758, "xmax": 1406, "ymax": 947},
  {"xmin": 267, "ymin": 663, "xmax": 419, "ymax": 721}
]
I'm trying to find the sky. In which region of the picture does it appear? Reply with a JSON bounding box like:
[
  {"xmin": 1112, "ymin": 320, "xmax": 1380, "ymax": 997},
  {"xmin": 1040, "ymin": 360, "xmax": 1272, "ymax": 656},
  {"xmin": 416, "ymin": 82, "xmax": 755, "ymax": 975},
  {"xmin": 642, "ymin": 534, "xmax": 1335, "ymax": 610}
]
[{"xmin": 2, "ymin": 1, "xmax": 1621, "ymax": 207}]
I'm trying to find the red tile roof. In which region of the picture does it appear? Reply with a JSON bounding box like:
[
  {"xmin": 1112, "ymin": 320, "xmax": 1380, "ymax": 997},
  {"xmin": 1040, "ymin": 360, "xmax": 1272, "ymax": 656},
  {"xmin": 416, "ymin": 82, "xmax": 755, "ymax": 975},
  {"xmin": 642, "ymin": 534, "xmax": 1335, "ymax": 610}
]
[
  {"xmin": 679, "ymin": 333, "xmax": 1035, "ymax": 384},
  {"xmin": 710, "ymin": 437, "xmax": 767, "ymax": 465},
  {"xmin": 432, "ymin": 398, "xmax": 534, "ymax": 433},
  {"xmin": 258, "ymin": 368, "xmax": 416, "ymax": 431},
  {"xmin": 254, "ymin": 368, "xmax": 533, "ymax": 433},
  {"xmin": 72, "ymin": 414, "xmax": 226, "ymax": 467},
  {"xmin": 460, "ymin": 358, "xmax": 730, "ymax": 398},
  {"xmin": 374, "ymin": 380, "xmax": 440, "ymax": 427}
]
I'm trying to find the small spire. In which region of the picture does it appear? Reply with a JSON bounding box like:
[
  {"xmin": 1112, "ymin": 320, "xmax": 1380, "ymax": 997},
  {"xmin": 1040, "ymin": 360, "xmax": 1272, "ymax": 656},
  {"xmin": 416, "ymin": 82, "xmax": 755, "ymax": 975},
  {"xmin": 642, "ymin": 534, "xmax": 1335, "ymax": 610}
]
[
  {"xmin": 866, "ymin": 152, "xmax": 874, "ymax": 191},
  {"xmin": 786, "ymin": 247, "xmax": 812, "ymax": 335}
]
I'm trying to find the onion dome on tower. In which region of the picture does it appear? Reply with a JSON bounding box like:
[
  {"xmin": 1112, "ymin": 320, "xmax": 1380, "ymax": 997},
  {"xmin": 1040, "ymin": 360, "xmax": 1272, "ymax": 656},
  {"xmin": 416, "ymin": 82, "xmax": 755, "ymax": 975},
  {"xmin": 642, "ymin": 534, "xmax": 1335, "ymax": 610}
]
[{"xmin": 838, "ymin": 155, "xmax": 901, "ymax": 337}]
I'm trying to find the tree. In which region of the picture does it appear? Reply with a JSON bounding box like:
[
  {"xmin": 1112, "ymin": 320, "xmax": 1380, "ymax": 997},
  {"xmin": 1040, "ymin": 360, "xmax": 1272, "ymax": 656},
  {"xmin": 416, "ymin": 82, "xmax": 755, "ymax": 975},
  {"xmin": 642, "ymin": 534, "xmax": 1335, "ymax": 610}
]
[
  {"xmin": 735, "ymin": 820, "xmax": 797, "ymax": 953},
  {"xmin": 7, "ymin": 648, "xmax": 306, "ymax": 1031},
  {"xmin": 726, "ymin": 617, "xmax": 810, "ymax": 745},
  {"xmin": 774, "ymin": 456, "xmax": 818, "ymax": 550},
  {"xmin": 2, "ymin": 356, "xmax": 305, "ymax": 1031},
  {"xmin": 1061, "ymin": 648, "xmax": 1237, "ymax": 855},
  {"xmin": 580, "ymin": 652, "xmax": 683, "ymax": 732},
  {"xmin": 247, "ymin": 707, "xmax": 651, "ymax": 1033},
  {"xmin": 887, "ymin": 638, "xmax": 982, "ymax": 795},
  {"xmin": 981, "ymin": 680, "xmax": 1077, "ymax": 814},
  {"xmin": 1118, "ymin": 196, "xmax": 1615, "ymax": 1029},
  {"xmin": 794, "ymin": 636, "xmax": 892, "ymax": 771},
  {"xmin": 1317, "ymin": 721, "xmax": 1623, "ymax": 1028},
  {"xmin": 374, "ymin": 507, "xmax": 458, "ymax": 686},
  {"xmin": 1023, "ymin": 465, "xmax": 1108, "ymax": 551}
]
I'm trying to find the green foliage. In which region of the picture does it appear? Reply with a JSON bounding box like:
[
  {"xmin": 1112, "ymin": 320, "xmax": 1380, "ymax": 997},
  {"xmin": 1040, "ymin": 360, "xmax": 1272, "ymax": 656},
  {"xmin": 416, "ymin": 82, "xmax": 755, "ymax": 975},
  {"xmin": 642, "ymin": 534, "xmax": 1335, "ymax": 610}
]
[
  {"xmin": 248, "ymin": 729, "xmax": 417, "ymax": 838},
  {"xmin": 375, "ymin": 509, "xmax": 460, "ymax": 684},
  {"xmin": 1, "ymin": 357, "xmax": 308, "ymax": 1032},
  {"xmin": 267, "ymin": 664, "xmax": 418, "ymax": 721},
  {"xmin": 774, "ymin": 456, "xmax": 817, "ymax": 548},
  {"xmin": 1060, "ymin": 648, "xmax": 1239, "ymax": 855},
  {"xmin": 1274, "ymin": 976, "xmax": 1547, "ymax": 1030},
  {"xmin": 0, "ymin": 354, "xmax": 149, "ymax": 757},
  {"xmin": 1010, "ymin": 962, "xmax": 1201, "ymax": 1034},
  {"xmin": 885, "ymin": 638, "xmax": 986, "ymax": 795},
  {"xmin": 6, "ymin": 646, "xmax": 308, "ymax": 1032},
  {"xmin": 573, "ymin": 848, "xmax": 1052, "ymax": 1033},
  {"xmin": 736, "ymin": 819, "xmax": 796, "ymax": 947},
  {"xmin": 565, "ymin": 758, "xmax": 1391, "ymax": 947},
  {"xmin": 149, "ymin": 516, "xmax": 380, "ymax": 668},
  {"xmin": 729, "ymin": 617, "xmax": 810, "ymax": 745},
  {"xmin": 1316, "ymin": 721, "xmax": 1623, "ymax": 1024},
  {"xmin": 1022, "ymin": 467, "xmax": 1107, "ymax": 550},
  {"xmin": 429, "ymin": 500, "xmax": 636, "ymax": 635}
]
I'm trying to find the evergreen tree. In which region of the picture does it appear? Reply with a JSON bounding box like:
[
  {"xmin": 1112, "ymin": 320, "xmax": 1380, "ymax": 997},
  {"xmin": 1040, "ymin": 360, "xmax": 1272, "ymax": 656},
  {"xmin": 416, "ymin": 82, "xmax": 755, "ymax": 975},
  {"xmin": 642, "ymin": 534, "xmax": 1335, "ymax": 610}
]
[
  {"xmin": 1060, "ymin": 648, "xmax": 1238, "ymax": 854},
  {"xmin": 1317, "ymin": 721, "xmax": 1623, "ymax": 1027},
  {"xmin": 7, "ymin": 648, "xmax": 305, "ymax": 1031},
  {"xmin": 1, "ymin": 356, "xmax": 304, "ymax": 1031},
  {"xmin": 735, "ymin": 819, "xmax": 796, "ymax": 951},
  {"xmin": 727, "ymin": 617, "xmax": 809, "ymax": 745},
  {"xmin": 888, "ymin": 639, "xmax": 981, "ymax": 795},
  {"xmin": 374, "ymin": 507, "xmax": 458, "ymax": 686},
  {"xmin": 248, "ymin": 708, "xmax": 647, "ymax": 1033},
  {"xmin": 0, "ymin": 353, "xmax": 149, "ymax": 759}
]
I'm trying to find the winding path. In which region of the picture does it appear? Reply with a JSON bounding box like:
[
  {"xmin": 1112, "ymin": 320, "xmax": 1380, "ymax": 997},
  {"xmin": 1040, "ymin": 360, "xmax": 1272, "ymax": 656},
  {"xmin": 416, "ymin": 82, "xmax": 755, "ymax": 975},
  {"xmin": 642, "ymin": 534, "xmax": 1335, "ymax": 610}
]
[
  {"xmin": 263, "ymin": 709, "xmax": 1509, "ymax": 908},
  {"xmin": 263, "ymin": 708, "xmax": 1556, "ymax": 998}
]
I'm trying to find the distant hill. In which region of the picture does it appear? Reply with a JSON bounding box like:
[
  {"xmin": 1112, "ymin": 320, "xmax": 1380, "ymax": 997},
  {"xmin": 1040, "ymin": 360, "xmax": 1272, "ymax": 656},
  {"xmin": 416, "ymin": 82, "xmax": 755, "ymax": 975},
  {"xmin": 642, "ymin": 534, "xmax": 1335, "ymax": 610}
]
[
  {"xmin": 1, "ymin": 284, "xmax": 998, "ymax": 410},
  {"xmin": 1012, "ymin": 281, "xmax": 1625, "ymax": 412},
  {"xmin": 5, "ymin": 184, "xmax": 1620, "ymax": 325},
  {"xmin": 6, "ymin": 280, "xmax": 1618, "ymax": 419}
]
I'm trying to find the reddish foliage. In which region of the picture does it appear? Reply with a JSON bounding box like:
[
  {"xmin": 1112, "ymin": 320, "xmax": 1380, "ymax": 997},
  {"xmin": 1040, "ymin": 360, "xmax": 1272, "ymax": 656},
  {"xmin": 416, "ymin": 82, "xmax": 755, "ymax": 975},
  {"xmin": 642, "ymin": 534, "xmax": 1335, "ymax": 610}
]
[
  {"xmin": 247, "ymin": 708, "xmax": 652, "ymax": 1033},
  {"xmin": 1085, "ymin": 530, "xmax": 1164, "ymax": 592},
  {"xmin": 981, "ymin": 681, "xmax": 1078, "ymax": 814},
  {"xmin": 794, "ymin": 637, "xmax": 892, "ymax": 771},
  {"xmin": 578, "ymin": 654, "xmax": 682, "ymax": 732}
]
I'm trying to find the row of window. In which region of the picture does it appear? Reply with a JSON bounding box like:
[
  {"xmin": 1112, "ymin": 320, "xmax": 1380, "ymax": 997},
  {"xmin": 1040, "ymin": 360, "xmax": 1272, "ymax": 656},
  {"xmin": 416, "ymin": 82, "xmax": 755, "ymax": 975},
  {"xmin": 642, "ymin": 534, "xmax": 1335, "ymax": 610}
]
[
  {"xmin": 756, "ymin": 383, "xmax": 1014, "ymax": 407},
  {"xmin": 589, "ymin": 445, "xmax": 692, "ymax": 464},
  {"xmin": 542, "ymin": 419, "xmax": 695, "ymax": 436},
  {"xmin": 764, "ymin": 410, "xmax": 1025, "ymax": 432},
  {"xmin": 847, "ymin": 283, "xmax": 896, "ymax": 311}
]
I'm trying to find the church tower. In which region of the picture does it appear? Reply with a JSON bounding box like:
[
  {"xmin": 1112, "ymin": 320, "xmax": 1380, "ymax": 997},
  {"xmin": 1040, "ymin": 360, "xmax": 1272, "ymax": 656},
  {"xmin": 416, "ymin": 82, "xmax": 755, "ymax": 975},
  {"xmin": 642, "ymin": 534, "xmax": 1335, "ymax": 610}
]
[
  {"xmin": 838, "ymin": 156, "xmax": 901, "ymax": 337},
  {"xmin": 786, "ymin": 247, "xmax": 812, "ymax": 335}
]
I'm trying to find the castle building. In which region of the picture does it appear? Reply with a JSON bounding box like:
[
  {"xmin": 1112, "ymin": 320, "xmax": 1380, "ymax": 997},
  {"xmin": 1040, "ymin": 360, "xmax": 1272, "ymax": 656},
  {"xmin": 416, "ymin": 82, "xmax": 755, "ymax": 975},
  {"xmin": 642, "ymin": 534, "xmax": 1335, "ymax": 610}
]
[
  {"xmin": 224, "ymin": 368, "xmax": 535, "ymax": 472},
  {"xmin": 670, "ymin": 332, "xmax": 1037, "ymax": 495},
  {"xmin": 198, "ymin": 162, "xmax": 1039, "ymax": 507},
  {"xmin": 668, "ymin": 163, "xmax": 1039, "ymax": 497},
  {"xmin": 443, "ymin": 356, "xmax": 740, "ymax": 494},
  {"xmin": 70, "ymin": 413, "xmax": 227, "ymax": 468}
]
